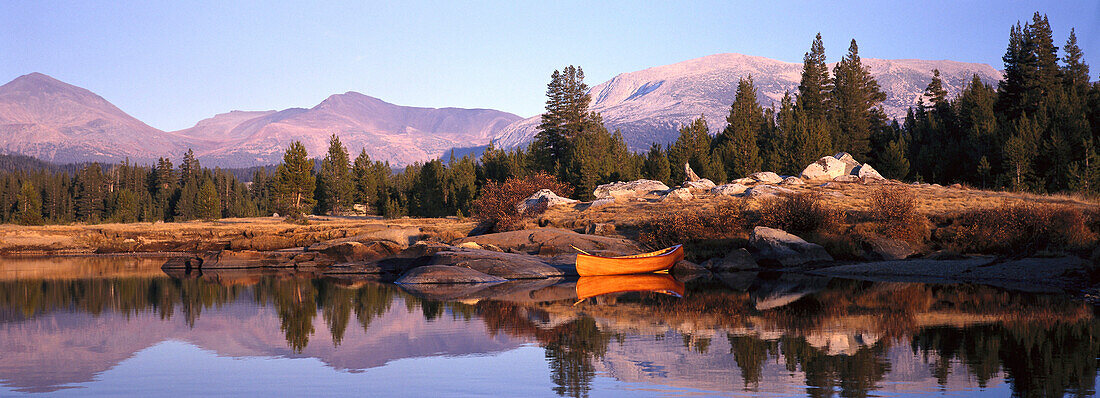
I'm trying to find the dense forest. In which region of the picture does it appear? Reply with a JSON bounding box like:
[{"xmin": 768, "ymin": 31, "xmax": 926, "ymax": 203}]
[{"xmin": 0, "ymin": 12, "xmax": 1097, "ymax": 225}]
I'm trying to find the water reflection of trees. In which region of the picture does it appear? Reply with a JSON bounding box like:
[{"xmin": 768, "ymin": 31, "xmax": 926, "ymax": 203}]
[
  {"xmin": 2, "ymin": 276, "xmax": 1099, "ymax": 397},
  {"xmin": 476, "ymin": 301, "xmax": 611, "ymax": 398},
  {"xmin": 912, "ymin": 321, "xmax": 1100, "ymax": 397}
]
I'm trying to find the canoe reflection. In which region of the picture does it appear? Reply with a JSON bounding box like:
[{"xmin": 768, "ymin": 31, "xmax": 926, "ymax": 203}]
[{"xmin": 575, "ymin": 274, "xmax": 685, "ymax": 304}]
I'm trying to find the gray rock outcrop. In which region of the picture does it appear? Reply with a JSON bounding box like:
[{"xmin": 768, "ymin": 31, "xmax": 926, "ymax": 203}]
[
  {"xmin": 516, "ymin": 189, "xmax": 578, "ymax": 213},
  {"xmin": 683, "ymin": 179, "xmax": 716, "ymax": 192},
  {"xmin": 396, "ymin": 265, "xmax": 507, "ymax": 284},
  {"xmin": 855, "ymin": 163, "xmax": 885, "ymax": 180},
  {"xmin": 750, "ymin": 226, "xmax": 833, "ymax": 266},
  {"xmin": 661, "ymin": 187, "xmax": 694, "ymax": 201},
  {"xmin": 711, "ymin": 183, "xmax": 750, "ymax": 196},
  {"xmin": 455, "ymin": 228, "xmax": 642, "ymax": 257},
  {"xmin": 429, "ymin": 248, "xmax": 565, "ymax": 279},
  {"xmin": 703, "ymin": 248, "xmax": 757, "ymax": 272},
  {"xmin": 801, "ymin": 155, "xmax": 850, "ymax": 181},
  {"xmin": 593, "ymin": 179, "xmax": 671, "ymax": 199},
  {"xmin": 749, "ymin": 171, "xmax": 784, "ymax": 184},
  {"xmin": 780, "ymin": 176, "xmax": 805, "ymax": 185}
]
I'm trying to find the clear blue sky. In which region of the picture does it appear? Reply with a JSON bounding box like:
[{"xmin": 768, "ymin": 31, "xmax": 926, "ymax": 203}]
[{"xmin": 3, "ymin": 1, "xmax": 1098, "ymax": 131}]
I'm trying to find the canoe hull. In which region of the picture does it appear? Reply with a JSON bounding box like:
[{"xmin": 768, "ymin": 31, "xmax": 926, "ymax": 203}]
[
  {"xmin": 576, "ymin": 274, "xmax": 686, "ymax": 301},
  {"xmin": 575, "ymin": 245, "xmax": 684, "ymax": 276}
]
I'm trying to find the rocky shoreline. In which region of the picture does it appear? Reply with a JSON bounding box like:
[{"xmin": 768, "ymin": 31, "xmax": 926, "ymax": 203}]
[{"xmin": 3, "ymin": 153, "xmax": 1098, "ymax": 297}]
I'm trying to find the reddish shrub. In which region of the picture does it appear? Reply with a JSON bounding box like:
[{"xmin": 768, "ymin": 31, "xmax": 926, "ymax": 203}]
[
  {"xmin": 471, "ymin": 173, "xmax": 573, "ymax": 232},
  {"xmin": 638, "ymin": 199, "xmax": 748, "ymax": 253},
  {"xmin": 757, "ymin": 192, "xmax": 841, "ymax": 235},
  {"xmin": 867, "ymin": 186, "xmax": 929, "ymax": 242},
  {"xmin": 949, "ymin": 203, "xmax": 1097, "ymax": 255}
]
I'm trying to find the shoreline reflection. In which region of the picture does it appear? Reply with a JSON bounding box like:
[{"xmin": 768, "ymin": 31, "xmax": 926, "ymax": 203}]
[{"xmin": 0, "ymin": 262, "xmax": 1096, "ymax": 397}]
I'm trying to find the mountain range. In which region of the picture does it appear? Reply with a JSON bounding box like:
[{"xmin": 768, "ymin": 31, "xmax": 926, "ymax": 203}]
[
  {"xmin": 0, "ymin": 53, "xmax": 1003, "ymax": 166},
  {"xmin": 0, "ymin": 73, "xmax": 521, "ymax": 167},
  {"xmin": 493, "ymin": 53, "xmax": 1004, "ymax": 150}
]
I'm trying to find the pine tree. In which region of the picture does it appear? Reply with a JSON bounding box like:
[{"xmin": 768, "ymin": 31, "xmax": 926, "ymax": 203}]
[
  {"xmin": 955, "ymin": 74, "xmax": 999, "ymax": 185},
  {"xmin": 668, "ymin": 116, "xmax": 725, "ymax": 182},
  {"xmin": 445, "ymin": 154, "xmax": 477, "ymax": 216},
  {"xmin": 175, "ymin": 179, "xmax": 199, "ymax": 221},
  {"xmin": 531, "ymin": 66, "xmax": 595, "ymax": 176},
  {"xmin": 1062, "ymin": 29, "xmax": 1090, "ymax": 95},
  {"xmin": 830, "ymin": 39, "xmax": 887, "ymax": 160},
  {"xmin": 798, "ymin": 33, "xmax": 832, "ymax": 122},
  {"xmin": 14, "ymin": 181, "xmax": 42, "ymax": 225},
  {"xmin": 112, "ymin": 189, "xmax": 139, "ymax": 223},
  {"xmin": 1003, "ymin": 115, "xmax": 1040, "ymax": 190},
  {"xmin": 714, "ymin": 76, "xmax": 764, "ymax": 179},
  {"xmin": 758, "ymin": 102, "xmax": 785, "ymax": 174},
  {"xmin": 788, "ymin": 102, "xmax": 832, "ymax": 172},
  {"xmin": 642, "ymin": 143, "xmax": 672, "ymax": 185},
  {"xmin": 75, "ymin": 164, "xmax": 106, "ymax": 223},
  {"xmin": 1067, "ymin": 138, "xmax": 1100, "ymax": 193},
  {"xmin": 196, "ymin": 179, "xmax": 221, "ymax": 220},
  {"xmin": 412, "ymin": 160, "xmax": 447, "ymax": 217},
  {"xmin": 318, "ymin": 134, "xmax": 354, "ymax": 215},
  {"xmin": 275, "ymin": 141, "xmax": 317, "ymax": 217},
  {"xmin": 924, "ymin": 69, "xmax": 948, "ymax": 104},
  {"xmin": 179, "ymin": 149, "xmax": 201, "ymax": 186},
  {"xmin": 877, "ymin": 139, "xmax": 910, "ymax": 180},
  {"xmin": 997, "ymin": 13, "xmax": 1060, "ymax": 122}
]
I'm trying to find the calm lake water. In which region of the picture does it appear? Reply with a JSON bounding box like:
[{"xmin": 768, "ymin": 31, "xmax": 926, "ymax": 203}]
[{"xmin": 1, "ymin": 256, "xmax": 1098, "ymax": 397}]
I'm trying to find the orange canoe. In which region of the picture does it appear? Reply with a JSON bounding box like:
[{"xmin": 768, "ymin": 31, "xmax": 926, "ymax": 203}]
[
  {"xmin": 574, "ymin": 245, "xmax": 684, "ymax": 276},
  {"xmin": 575, "ymin": 274, "xmax": 685, "ymax": 303}
]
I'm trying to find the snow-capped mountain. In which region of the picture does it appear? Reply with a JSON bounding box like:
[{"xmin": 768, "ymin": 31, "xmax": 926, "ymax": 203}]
[{"xmin": 493, "ymin": 53, "xmax": 1003, "ymax": 151}]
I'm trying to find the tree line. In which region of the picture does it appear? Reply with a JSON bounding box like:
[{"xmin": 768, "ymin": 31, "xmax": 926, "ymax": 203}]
[{"xmin": 0, "ymin": 12, "xmax": 1097, "ymax": 225}]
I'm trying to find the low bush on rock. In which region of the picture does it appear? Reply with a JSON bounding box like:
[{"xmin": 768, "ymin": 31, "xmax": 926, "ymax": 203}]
[
  {"xmin": 638, "ymin": 199, "xmax": 749, "ymax": 260},
  {"xmin": 756, "ymin": 192, "xmax": 841, "ymax": 235},
  {"xmin": 946, "ymin": 203, "xmax": 1098, "ymax": 256},
  {"xmin": 867, "ymin": 186, "xmax": 929, "ymax": 243},
  {"xmin": 472, "ymin": 173, "xmax": 573, "ymax": 232}
]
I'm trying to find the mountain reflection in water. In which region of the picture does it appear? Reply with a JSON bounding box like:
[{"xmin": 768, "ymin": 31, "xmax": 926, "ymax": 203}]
[{"xmin": 0, "ymin": 258, "xmax": 1097, "ymax": 397}]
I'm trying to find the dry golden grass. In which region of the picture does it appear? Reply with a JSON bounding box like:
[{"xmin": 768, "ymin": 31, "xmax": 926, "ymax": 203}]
[
  {"xmin": 540, "ymin": 181, "xmax": 1100, "ymax": 258},
  {"xmin": 0, "ymin": 216, "xmax": 478, "ymax": 255}
]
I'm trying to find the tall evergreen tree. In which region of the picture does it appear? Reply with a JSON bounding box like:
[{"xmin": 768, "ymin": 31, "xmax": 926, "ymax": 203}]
[
  {"xmin": 275, "ymin": 141, "xmax": 316, "ymax": 217},
  {"xmin": 531, "ymin": 66, "xmax": 595, "ymax": 176},
  {"xmin": 445, "ymin": 154, "xmax": 477, "ymax": 216},
  {"xmin": 14, "ymin": 181, "xmax": 42, "ymax": 225},
  {"xmin": 1061, "ymin": 29, "xmax": 1090, "ymax": 95},
  {"xmin": 75, "ymin": 164, "xmax": 106, "ymax": 223},
  {"xmin": 318, "ymin": 135, "xmax": 354, "ymax": 215},
  {"xmin": 642, "ymin": 143, "xmax": 672, "ymax": 185},
  {"xmin": 196, "ymin": 179, "xmax": 221, "ymax": 220},
  {"xmin": 411, "ymin": 160, "xmax": 447, "ymax": 217},
  {"xmin": 179, "ymin": 149, "xmax": 201, "ymax": 186},
  {"xmin": 1003, "ymin": 115, "xmax": 1041, "ymax": 190},
  {"xmin": 955, "ymin": 74, "xmax": 999, "ymax": 185},
  {"xmin": 830, "ymin": 39, "xmax": 887, "ymax": 159},
  {"xmin": 788, "ymin": 102, "xmax": 832, "ymax": 171},
  {"xmin": 798, "ymin": 33, "xmax": 832, "ymax": 122},
  {"xmin": 714, "ymin": 76, "xmax": 764, "ymax": 179},
  {"xmin": 668, "ymin": 116, "xmax": 725, "ymax": 182}
]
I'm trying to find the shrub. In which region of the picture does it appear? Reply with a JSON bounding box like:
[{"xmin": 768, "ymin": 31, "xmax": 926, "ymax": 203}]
[
  {"xmin": 948, "ymin": 203, "xmax": 1097, "ymax": 255},
  {"xmin": 638, "ymin": 199, "xmax": 748, "ymax": 259},
  {"xmin": 472, "ymin": 173, "xmax": 573, "ymax": 232},
  {"xmin": 283, "ymin": 212, "xmax": 309, "ymax": 225},
  {"xmin": 867, "ymin": 186, "xmax": 929, "ymax": 242},
  {"xmin": 756, "ymin": 192, "xmax": 841, "ymax": 235}
]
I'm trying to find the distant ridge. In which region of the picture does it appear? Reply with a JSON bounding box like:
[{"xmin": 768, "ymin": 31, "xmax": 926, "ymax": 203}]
[
  {"xmin": 0, "ymin": 74, "xmax": 522, "ymax": 167},
  {"xmin": 493, "ymin": 53, "xmax": 1004, "ymax": 151},
  {"xmin": 0, "ymin": 53, "xmax": 1003, "ymax": 166}
]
